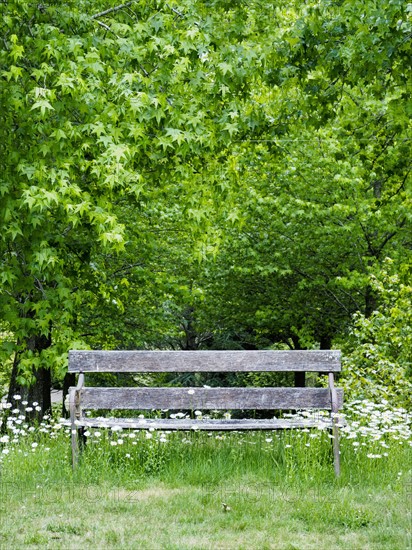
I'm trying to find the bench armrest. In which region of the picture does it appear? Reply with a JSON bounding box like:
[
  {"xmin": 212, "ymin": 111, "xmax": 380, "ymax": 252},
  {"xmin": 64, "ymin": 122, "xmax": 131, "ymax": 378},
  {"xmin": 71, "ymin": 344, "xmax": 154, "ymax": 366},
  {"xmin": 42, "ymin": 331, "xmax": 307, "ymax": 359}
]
[
  {"xmin": 69, "ymin": 373, "xmax": 85, "ymax": 424},
  {"xmin": 328, "ymin": 372, "xmax": 339, "ymax": 415},
  {"xmin": 75, "ymin": 372, "xmax": 85, "ymax": 391}
]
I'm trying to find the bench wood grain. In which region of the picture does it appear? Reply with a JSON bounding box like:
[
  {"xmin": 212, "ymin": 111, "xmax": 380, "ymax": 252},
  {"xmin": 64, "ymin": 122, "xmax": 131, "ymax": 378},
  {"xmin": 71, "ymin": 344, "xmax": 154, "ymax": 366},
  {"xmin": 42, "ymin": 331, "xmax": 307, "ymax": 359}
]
[
  {"xmin": 80, "ymin": 387, "xmax": 343, "ymax": 410},
  {"xmin": 68, "ymin": 350, "xmax": 341, "ymax": 373}
]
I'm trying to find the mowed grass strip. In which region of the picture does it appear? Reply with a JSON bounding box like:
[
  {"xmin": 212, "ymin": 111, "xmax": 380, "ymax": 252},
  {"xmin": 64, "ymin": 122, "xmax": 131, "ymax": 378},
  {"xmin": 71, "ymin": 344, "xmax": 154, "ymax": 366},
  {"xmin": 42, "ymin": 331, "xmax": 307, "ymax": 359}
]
[{"xmin": 0, "ymin": 478, "xmax": 409, "ymax": 549}]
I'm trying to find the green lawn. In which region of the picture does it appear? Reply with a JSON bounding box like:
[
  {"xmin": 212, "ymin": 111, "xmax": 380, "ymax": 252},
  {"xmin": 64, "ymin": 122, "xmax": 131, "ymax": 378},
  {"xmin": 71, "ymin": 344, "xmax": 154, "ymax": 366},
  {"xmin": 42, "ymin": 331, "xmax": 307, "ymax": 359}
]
[
  {"xmin": 1, "ymin": 478, "xmax": 410, "ymax": 549},
  {"xmin": 1, "ymin": 422, "xmax": 411, "ymax": 549}
]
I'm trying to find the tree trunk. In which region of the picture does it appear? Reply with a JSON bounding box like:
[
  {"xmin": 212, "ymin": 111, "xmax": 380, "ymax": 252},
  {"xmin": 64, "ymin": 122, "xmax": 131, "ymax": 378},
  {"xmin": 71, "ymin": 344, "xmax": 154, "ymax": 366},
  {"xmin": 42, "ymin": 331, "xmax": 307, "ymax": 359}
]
[
  {"xmin": 180, "ymin": 307, "xmax": 198, "ymax": 350},
  {"xmin": 294, "ymin": 371, "xmax": 305, "ymax": 387},
  {"xmin": 290, "ymin": 335, "xmax": 306, "ymax": 387},
  {"xmin": 364, "ymin": 284, "xmax": 377, "ymax": 318},
  {"xmin": 1, "ymin": 351, "xmax": 20, "ymax": 433},
  {"xmin": 26, "ymin": 332, "xmax": 52, "ymax": 418},
  {"xmin": 27, "ymin": 365, "xmax": 52, "ymax": 417},
  {"xmin": 320, "ymin": 334, "xmax": 332, "ymax": 350}
]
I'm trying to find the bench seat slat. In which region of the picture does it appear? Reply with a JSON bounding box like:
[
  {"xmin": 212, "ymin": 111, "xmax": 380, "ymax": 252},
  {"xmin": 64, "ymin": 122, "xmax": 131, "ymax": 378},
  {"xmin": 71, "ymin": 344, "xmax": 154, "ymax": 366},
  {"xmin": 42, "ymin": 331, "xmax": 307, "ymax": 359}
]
[
  {"xmin": 68, "ymin": 350, "xmax": 341, "ymax": 373},
  {"xmin": 79, "ymin": 387, "xmax": 343, "ymax": 410},
  {"xmin": 73, "ymin": 417, "xmax": 346, "ymax": 430}
]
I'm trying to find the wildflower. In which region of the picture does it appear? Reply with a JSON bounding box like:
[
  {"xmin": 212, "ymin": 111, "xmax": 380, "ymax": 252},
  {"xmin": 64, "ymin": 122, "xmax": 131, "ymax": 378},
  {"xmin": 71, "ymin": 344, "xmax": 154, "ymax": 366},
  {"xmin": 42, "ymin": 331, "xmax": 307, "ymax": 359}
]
[
  {"xmin": 110, "ymin": 441, "xmax": 117, "ymax": 446},
  {"xmin": 31, "ymin": 443, "xmax": 38, "ymax": 448},
  {"xmin": 3, "ymin": 403, "xmax": 12, "ymax": 409},
  {"xmin": 128, "ymin": 432, "xmax": 136, "ymax": 439},
  {"xmin": 13, "ymin": 395, "xmax": 21, "ymax": 400},
  {"xmin": 117, "ymin": 439, "xmax": 124, "ymax": 445},
  {"xmin": 94, "ymin": 431, "xmax": 101, "ymax": 438},
  {"xmin": 125, "ymin": 453, "xmax": 131, "ymax": 458},
  {"xmin": 265, "ymin": 438, "xmax": 273, "ymax": 443},
  {"xmin": 0, "ymin": 435, "xmax": 10, "ymax": 443},
  {"xmin": 223, "ymin": 412, "xmax": 231, "ymax": 420},
  {"xmin": 25, "ymin": 407, "xmax": 33, "ymax": 412},
  {"xmin": 194, "ymin": 410, "xmax": 202, "ymax": 416},
  {"xmin": 2, "ymin": 449, "xmax": 10, "ymax": 455},
  {"xmin": 32, "ymin": 401, "xmax": 38, "ymax": 407},
  {"xmin": 145, "ymin": 432, "xmax": 153, "ymax": 439},
  {"xmin": 188, "ymin": 389, "xmax": 195, "ymax": 395},
  {"xmin": 285, "ymin": 445, "xmax": 292, "ymax": 448}
]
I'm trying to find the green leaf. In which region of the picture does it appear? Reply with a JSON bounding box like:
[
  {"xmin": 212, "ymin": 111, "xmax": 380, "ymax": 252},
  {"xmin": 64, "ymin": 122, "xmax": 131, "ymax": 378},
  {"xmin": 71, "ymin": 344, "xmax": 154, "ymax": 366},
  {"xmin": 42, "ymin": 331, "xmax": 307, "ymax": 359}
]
[{"xmin": 31, "ymin": 99, "xmax": 54, "ymax": 116}]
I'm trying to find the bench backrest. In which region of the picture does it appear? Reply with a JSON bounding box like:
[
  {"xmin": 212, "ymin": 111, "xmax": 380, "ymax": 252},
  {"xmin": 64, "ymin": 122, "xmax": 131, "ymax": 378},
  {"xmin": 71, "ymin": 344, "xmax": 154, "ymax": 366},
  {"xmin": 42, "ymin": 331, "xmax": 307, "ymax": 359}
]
[
  {"xmin": 68, "ymin": 350, "xmax": 341, "ymax": 373},
  {"xmin": 68, "ymin": 350, "xmax": 342, "ymax": 411}
]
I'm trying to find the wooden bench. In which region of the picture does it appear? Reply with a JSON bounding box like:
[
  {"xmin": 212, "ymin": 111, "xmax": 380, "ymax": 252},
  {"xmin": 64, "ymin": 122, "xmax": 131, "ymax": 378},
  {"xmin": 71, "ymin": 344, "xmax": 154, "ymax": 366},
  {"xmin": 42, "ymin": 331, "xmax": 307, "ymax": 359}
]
[{"xmin": 69, "ymin": 350, "xmax": 344, "ymax": 475}]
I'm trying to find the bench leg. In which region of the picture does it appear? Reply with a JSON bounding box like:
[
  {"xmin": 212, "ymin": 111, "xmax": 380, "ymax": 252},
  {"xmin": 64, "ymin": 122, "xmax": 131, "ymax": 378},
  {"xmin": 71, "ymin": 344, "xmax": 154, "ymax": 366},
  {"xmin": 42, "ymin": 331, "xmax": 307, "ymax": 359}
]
[
  {"xmin": 331, "ymin": 422, "xmax": 341, "ymax": 477},
  {"xmin": 328, "ymin": 373, "xmax": 341, "ymax": 477},
  {"xmin": 71, "ymin": 426, "xmax": 87, "ymax": 469},
  {"xmin": 71, "ymin": 424, "xmax": 79, "ymax": 469},
  {"xmin": 69, "ymin": 387, "xmax": 81, "ymax": 469}
]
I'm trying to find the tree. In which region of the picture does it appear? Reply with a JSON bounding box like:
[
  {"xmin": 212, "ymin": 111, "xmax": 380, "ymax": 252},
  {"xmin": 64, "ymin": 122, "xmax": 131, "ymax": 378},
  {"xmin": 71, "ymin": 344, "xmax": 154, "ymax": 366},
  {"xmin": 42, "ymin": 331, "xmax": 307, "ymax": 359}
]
[
  {"xmin": 196, "ymin": 0, "xmax": 411, "ymax": 353},
  {"xmin": 0, "ymin": 0, "xmax": 285, "ymax": 413}
]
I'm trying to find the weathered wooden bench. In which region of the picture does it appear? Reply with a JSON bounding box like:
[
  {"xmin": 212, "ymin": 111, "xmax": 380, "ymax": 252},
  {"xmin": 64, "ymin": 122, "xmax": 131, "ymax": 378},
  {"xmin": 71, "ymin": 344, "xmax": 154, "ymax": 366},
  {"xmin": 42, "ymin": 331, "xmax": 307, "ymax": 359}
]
[{"xmin": 69, "ymin": 350, "xmax": 344, "ymax": 475}]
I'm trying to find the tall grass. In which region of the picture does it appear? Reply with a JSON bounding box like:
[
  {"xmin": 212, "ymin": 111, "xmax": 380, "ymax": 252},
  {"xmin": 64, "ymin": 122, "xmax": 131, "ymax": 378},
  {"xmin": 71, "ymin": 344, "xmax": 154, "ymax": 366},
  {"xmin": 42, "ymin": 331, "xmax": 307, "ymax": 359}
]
[
  {"xmin": 1, "ymin": 403, "xmax": 410, "ymax": 488},
  {"xmin": 0, "ymin": 400, "xmax": 410, "ymax": 549}
]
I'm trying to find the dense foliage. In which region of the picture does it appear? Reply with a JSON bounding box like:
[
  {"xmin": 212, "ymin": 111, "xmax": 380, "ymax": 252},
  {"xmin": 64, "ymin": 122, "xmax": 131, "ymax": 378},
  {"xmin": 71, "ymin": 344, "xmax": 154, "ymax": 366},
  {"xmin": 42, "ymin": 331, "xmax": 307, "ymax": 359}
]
[{"xmin": 0, "ymin": 0, "xmax": 411, "ymax": 411}]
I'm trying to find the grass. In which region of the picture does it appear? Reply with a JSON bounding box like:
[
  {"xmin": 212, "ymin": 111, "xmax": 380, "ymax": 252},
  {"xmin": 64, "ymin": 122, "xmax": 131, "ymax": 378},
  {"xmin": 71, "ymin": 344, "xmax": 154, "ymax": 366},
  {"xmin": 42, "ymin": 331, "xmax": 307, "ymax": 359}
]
[
  {"xmin": 0, "ymin": 402, "xmax": 411, "ymax": 549},
  {"xmin": 2, "ymin": 481, "xmax": 408, "ymax": 549}
]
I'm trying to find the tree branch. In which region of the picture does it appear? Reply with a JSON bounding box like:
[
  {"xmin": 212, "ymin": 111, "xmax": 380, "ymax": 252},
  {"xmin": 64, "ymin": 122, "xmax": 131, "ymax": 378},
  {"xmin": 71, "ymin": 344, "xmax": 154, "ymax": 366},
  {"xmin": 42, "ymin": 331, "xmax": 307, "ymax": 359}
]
[
  {"xmin": 94, "ymin": 19, "xmax": 119, "ymax": 38},
  {"xmin": 91, "ymin": 2, "xmax": 135, "ymax": 19},
  {"xmin": 166, "ymin": 4, "xmax": 184, "ymax": 17}
]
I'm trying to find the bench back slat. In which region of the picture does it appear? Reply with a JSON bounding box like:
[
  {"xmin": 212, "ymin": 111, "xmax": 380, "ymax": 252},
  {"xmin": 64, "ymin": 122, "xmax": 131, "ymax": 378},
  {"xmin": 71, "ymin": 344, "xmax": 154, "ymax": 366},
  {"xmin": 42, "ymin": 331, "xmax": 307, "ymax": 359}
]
[
  {"xmin": 69, "ymin": 350, "xmax": 341, "ymax": 373},
  {"xmin": 79, "ymin": 387, "xmax": 343, "ymax": 410}
]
